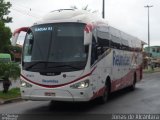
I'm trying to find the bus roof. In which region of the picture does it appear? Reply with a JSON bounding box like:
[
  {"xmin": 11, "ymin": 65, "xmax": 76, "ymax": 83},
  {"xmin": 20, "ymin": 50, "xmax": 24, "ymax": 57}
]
[
  {"xmin": 11, "ymin": 9, "xmax": 145, "ymax": 46},
  {"xmin": 34, "ymin": 9, "xmax": 107, "ymax": 25}
]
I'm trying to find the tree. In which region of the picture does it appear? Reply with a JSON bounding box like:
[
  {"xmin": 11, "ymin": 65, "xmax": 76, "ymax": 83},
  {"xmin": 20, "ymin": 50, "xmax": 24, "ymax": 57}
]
[
  {"xmin": 9, "ymin": 45, "xmax": 22, "ymax": 53},
  {"xmin": 9, "ymin": 45, "xmax": 22, "ymax": 61},
  {"xmin": 0, "ymin": 0, "xmax": 12, "ymax": 23},
  {"xmin": 0, "ymin": 0, "xmax": 12, "ymax": 52},
  {"xmin": 70, "ymin": 5, "xmax": 97, "ymax": 13},
  {"xmin": 0, "ymin": 21, "xmax": 12, "ymax": 53},
  {"xmin": 0, "ymin": 62, "xmax": 20, "ymax": 93}
]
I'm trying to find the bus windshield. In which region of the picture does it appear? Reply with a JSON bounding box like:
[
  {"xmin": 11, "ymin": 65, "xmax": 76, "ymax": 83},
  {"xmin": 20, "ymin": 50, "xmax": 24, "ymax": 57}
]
[{"xmin": 22, "ymin": 23, "xmax": 88, "ymax": 72}]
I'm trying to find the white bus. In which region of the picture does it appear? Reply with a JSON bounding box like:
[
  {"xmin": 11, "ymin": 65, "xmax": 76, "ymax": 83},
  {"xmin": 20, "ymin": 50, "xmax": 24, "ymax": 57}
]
[{"xmin": 12, "ymin": 9, "xmax": 145, "ymax": 103}]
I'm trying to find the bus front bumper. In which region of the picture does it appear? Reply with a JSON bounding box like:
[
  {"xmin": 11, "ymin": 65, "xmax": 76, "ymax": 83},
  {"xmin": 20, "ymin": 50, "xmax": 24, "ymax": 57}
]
[{"xmin": 21, "ymin": 88, "xmax": 91, "ymax": 102}]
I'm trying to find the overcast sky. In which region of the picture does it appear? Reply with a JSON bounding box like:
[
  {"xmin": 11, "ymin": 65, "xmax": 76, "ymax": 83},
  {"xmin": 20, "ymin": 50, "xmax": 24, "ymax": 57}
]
[{"xmin": 6, "ymin": 0, "xmax": 160, "ymax": 46}]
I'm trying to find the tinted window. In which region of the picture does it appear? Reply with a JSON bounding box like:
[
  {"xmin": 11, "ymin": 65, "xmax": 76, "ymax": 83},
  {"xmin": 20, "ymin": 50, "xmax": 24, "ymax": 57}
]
[{"xmin": 22, "ymin": 23, "xmax": 88, "ymax": 72}]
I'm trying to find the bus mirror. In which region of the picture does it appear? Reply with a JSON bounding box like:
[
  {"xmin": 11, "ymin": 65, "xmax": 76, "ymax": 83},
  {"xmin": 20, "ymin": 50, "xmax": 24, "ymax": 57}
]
[
  {"xmin": 11, "ymin": 33, "xmax": 19, "ymax": 46},
  {"xmin": 84, "ymin": 32, "xmax": 92, "ymax": 45},
  {"xmin": 12, "ymin": 27, "xmax": 29, "ymax": 46}
]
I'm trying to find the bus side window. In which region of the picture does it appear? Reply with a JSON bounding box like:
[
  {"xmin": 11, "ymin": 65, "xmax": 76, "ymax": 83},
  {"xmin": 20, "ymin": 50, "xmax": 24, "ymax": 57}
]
[
  {"xmin": 91, "ymin": 36, "xmax": 98, "ymax": 66},
  {"xmin": 97, "ymin": 37, "xmax": 110, "ymax": 54}
]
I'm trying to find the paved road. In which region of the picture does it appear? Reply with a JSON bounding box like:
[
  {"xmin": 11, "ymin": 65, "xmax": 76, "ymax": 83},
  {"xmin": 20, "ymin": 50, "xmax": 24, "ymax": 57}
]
[{"xmin": 0, "ymin": 72, "xmax": 160, "ymax": 119}]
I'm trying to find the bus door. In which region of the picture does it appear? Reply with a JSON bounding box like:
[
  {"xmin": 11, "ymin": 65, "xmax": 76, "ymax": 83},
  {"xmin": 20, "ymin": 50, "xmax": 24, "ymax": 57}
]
[{"xmin": 90, "ymin": 35, "xmax": 100, "ymax": 94}]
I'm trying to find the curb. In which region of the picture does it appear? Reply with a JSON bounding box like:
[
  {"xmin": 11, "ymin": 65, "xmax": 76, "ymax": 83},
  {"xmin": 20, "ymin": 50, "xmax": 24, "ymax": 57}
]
[{"xmin": 0, "ymin": 97, "xmax": 22, "ymax": 105}]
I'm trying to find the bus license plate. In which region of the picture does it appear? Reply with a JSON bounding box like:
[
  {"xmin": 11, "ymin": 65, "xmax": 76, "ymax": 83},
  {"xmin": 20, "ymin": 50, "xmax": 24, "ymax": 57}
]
[{"xmin": 44, "ymin": 92, "xmax": 55, "ymax": 96}]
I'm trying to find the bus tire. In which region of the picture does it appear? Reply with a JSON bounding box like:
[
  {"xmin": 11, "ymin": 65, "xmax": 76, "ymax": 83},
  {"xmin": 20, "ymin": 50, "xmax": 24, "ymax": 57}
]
[
  {"xmin": 130, "ymin": 73, "xmax": 136, "ymax": 91},
  {"xmin": 99, "ymin": 78, "xmax": 110, "ymax": 104}
]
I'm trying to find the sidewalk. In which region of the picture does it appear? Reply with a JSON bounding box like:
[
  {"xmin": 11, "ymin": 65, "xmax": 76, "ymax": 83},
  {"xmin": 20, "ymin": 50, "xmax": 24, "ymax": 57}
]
[
  {"xmin": 143, "ymin": 67, "xmax": 160, "ymax": 73},
  {"xmin": 0, "ymin": 97, "xmax": 22, "ymax": 105},
  {"xmin": 0, "ymin": 79, "xmax": 20, "ymax": 91},
  {"xmin": 0, "ymin": 79, "xmax": 22, "ymax": 105}
]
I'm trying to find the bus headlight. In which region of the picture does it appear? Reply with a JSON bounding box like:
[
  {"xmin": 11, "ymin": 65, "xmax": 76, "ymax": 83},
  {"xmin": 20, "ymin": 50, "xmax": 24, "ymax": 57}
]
[
  {"xmin": 70, "ymin": 79, "xmax": 89, "ymax": 89},
  {"xmin": 20, "ymin": 80, "xmax": 32, "ymax": 88}
]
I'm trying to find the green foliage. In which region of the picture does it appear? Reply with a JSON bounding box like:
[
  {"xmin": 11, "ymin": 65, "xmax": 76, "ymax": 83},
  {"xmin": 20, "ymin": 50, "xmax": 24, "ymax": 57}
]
[
  {"xmin": 0, "ymin": 62, "xmax": 20, "ymax": 80},
  {"xmin": 0, "ymin": 21, "xmax": 12, "ymax": 53},
  {"xmin": 0, "ymin": 88, "xmax": 20, "ymax": 99},
  {"xmin": 9, "ymin": 45, "xmax": 22, "ymax": 53},
  {"xmin": 0, "ymin": 0, "xmax": 12, "ymax": 52},
  {"xmin": 0, "ymin": 0, "xmax": 12, "ymax": 23},
  {"xmin": 8, "ymin": 45, "xmax": 22, "ymax": 61}
]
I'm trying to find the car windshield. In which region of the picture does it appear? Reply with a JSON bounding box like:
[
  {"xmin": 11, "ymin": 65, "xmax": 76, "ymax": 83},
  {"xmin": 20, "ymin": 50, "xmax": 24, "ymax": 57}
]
[{"xmin": 22, "ymin": 23, "xmax": 88, "ymax": 72}]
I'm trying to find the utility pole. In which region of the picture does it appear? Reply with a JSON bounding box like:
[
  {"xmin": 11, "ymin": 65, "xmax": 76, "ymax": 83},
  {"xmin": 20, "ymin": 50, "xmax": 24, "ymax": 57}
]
[
  {"xmin": 144, "ymin": 5, "xmax": 153, "ymax": 57},
  {"xmin": 102, "ymin": 0, "xmax": 105, "ymax": 18}
]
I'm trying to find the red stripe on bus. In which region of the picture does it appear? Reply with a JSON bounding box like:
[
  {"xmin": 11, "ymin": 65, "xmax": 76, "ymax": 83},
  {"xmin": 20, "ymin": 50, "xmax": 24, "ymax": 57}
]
[
  {"xmin": 111, "ymin": 66, "xmax": 142, "ymax": 92},
  {"xmin": 20, "ymin": 67, "xmax": 97, "ymax": 88},
  {"xmin": 91, "ymin": 87, "xmax": 106, "ymax": 100}
]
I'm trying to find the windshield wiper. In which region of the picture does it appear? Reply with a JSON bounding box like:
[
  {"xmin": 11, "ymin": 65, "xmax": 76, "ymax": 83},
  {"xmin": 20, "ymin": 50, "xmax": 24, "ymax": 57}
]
[
  {"xmin": 48, "ymin": 64, "xmax": 82, "ymax": 70},
  {"xmin": 25, "ymin": 61, "xmax": 84, "ymax": 71},
  {"xmin": 25, "ymin": 61, "xmax": 49, "ymax": 70}
]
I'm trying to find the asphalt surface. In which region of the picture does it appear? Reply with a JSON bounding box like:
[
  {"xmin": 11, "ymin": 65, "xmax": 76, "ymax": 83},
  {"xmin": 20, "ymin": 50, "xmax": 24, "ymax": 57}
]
[{"xmin": 0, "ymin": 72, "xmax": 160, "ymax": 120}]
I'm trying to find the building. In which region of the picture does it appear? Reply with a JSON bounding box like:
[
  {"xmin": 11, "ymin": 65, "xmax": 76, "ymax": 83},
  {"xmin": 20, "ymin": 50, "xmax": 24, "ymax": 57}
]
[
  {"xmin": 144, "ymin": 46, "xmax": 160, "ymax": 58},
  {"xmin": 144, "ymin": 46, "xmax": 160, "ymax": 67}
]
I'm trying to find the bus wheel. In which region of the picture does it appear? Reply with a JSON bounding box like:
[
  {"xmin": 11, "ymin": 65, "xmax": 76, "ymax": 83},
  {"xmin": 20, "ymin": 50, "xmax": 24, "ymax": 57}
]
[
  {"xmin": 130, "ymin": 73, "xmax": 136, "ymax": 91},
  {"xmin": 99, "ymin": 82, "xmax": 109, "ymax": 104}
]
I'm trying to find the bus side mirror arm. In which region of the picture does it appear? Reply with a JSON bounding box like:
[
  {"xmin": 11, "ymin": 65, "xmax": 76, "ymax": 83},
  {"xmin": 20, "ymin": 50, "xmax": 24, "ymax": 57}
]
[{"xmin": 84, "ymin": 32, "xmax": 92, "ymax": 45}]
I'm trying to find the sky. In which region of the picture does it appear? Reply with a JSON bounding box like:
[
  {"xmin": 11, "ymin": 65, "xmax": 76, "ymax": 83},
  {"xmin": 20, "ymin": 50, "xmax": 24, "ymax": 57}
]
[{"xmin": 6, "ymin": 0, "xmax": 160, "ymax": 46}]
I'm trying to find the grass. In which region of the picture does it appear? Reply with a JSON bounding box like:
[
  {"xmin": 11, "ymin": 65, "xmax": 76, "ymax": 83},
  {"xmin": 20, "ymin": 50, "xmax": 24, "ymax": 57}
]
[
  {"xmin": 0, "ymin": 87, "xmax": 21, "ymax": 100},
  {"xmin": 143, "ymin": 67, "xmax": 160, "ymax": 73}
]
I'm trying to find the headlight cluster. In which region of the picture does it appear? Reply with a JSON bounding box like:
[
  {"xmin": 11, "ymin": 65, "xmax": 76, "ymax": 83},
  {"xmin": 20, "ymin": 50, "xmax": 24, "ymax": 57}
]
[
  {"xmin": 20, "ymin": 80, "xmax": 32, "ymax": 88},
  {"xmin": 70, "ymin": 79, "xmax": 89, "ymax": 89}
]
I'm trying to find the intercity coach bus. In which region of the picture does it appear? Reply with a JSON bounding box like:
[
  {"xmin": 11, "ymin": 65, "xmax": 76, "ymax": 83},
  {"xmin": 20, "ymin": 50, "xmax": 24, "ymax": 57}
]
[{"xmin": 12, "ymin": 9, "xmax": 145, "ymax": 103}]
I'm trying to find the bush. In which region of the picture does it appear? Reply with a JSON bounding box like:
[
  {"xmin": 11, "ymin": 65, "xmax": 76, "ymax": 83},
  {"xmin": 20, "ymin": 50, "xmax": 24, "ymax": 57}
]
[
  {"xmin": 0, "ymin": 87, "xmax": 21, "ymax": 100},
  {"xmin": 0, "ymin": 62, "xmax": 20, "ymax": 80}
]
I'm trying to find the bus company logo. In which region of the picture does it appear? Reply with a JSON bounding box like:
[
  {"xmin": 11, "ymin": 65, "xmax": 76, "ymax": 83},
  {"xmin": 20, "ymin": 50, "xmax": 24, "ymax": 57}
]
[
  {"xmin": 113, "ymin": 51, "xmax": 130, "ymax": 66},
  {"xmin": 42, "ymin": 79, "xmax": 58, "ymax": 83}
]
